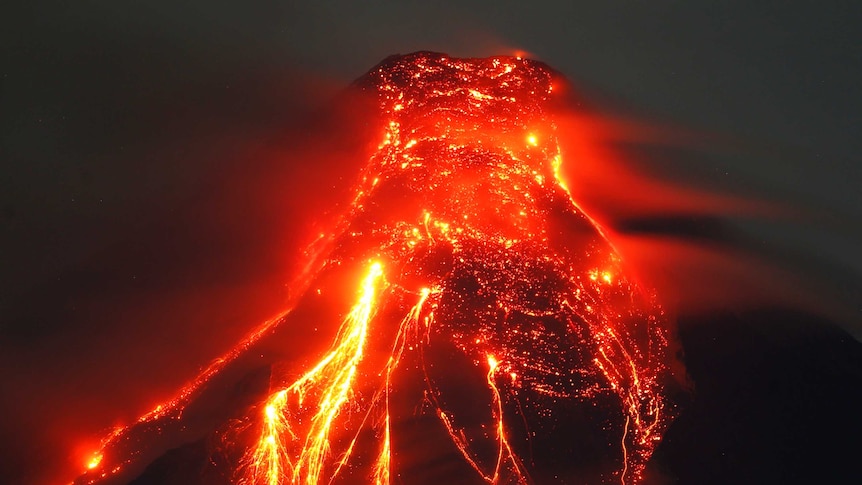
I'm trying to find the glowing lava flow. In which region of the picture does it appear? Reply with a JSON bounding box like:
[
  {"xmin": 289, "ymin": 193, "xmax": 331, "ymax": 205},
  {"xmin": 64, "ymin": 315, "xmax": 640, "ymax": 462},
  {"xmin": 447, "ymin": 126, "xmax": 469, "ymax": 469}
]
[
  {"xmin": 76, "ymin": 52, "xmax": 677, "ymax": 485},
  {"xmin": 244, "ymin": 262, "xmax": 384, "ymax": 485}
]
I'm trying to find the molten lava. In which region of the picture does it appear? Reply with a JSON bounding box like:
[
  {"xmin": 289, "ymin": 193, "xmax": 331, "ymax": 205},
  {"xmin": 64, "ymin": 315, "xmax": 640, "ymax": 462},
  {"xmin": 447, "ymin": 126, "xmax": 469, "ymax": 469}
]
[{"xmin": 76, "ymin": 52, "xmax": 677, "ymax": 485}]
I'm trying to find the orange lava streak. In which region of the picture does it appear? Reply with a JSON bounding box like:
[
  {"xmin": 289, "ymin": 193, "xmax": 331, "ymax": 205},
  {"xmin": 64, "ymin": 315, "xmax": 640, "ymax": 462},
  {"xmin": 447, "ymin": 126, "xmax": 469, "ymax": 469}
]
[
  {"xmin": 369, "ymin": 288, "xmax": 431, "ymax": 485},
  {"xmin": 435, "ymin": 408, "xmax": 490, "ymax": 478},
  {"xmin": 244, "ymin": 262, "xmax": 384, "ymax": 485},
  {"xmin": 77, "ymin": 307, "xmax": 299, "ymax": 484},
  {"xmin": 621, "ymin": 415, "xmax": 631, "ymax": 485},
  {"xmin": 371, "ymin": 413, "xmax": 391, "ymax": 485},
  {"xmin": 486, "ymin": 355, "xmax": 528, "ymax": 484}
]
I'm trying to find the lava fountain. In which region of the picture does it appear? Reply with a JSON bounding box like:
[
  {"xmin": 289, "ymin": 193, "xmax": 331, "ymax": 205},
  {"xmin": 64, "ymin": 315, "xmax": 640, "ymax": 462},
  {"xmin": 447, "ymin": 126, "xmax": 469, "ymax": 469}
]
[{"xmin": 75, "ymin": 52, "xmax": 679, "ymax": 485}]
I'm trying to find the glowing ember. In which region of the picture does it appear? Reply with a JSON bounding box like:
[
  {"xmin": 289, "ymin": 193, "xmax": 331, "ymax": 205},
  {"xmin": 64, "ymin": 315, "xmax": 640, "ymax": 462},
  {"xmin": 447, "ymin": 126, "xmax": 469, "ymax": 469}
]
[{"xmin": 75, "ymin": 52, "xmax": 677, "ymax": 485}]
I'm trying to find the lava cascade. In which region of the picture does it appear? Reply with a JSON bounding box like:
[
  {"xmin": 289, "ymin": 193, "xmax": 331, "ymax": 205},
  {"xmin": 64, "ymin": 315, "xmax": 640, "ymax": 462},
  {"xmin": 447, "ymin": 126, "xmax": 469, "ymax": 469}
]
[{"xmin": 76, "ymin": 52, "xmax": 677, "ymax": 485}]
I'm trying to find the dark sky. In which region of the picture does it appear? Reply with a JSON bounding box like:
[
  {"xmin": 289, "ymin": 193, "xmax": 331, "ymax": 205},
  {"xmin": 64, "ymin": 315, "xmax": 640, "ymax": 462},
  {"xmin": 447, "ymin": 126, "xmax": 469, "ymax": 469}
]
[
  {"xmin": 4, "ymin": 1, "xmax": 861, "ymax": 320},
  {"xmin": 2, "ymin": 1, "xmax": 861, "ymax": 484}
]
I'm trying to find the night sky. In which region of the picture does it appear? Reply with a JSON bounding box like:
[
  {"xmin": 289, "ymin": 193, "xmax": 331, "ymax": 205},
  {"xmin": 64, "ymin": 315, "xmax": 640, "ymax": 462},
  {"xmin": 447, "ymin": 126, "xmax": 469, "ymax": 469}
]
[{"xmin": 2, "ymin": 2, "xmax": 861, "ymax": 484}]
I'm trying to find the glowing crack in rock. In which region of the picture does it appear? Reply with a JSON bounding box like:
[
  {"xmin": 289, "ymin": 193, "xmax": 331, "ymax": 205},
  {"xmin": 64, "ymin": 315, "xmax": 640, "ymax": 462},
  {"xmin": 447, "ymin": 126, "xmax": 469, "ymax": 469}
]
[{"xmin": 76, "ymin": 52, "xmax": 677, "ymax": 485}]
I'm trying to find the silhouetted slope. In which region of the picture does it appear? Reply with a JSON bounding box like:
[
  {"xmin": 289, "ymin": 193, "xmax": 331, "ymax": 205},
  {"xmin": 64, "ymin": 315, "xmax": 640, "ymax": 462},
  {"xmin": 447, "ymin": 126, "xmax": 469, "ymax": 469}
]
[
  {"xmin": 124, "ymin": 308, "xmax": 862, "ymax": 484},
  {"xmin": 653, "ymin": 309, "xmax": 862, "ymax": 485}
]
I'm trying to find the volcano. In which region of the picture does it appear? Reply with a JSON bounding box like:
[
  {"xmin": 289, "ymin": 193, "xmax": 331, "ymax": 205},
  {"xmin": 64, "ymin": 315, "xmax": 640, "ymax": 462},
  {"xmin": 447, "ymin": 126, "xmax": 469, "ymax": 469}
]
[{"xmin": 73, "ymin": 52, "xmax": 680, "ymax": 485}]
